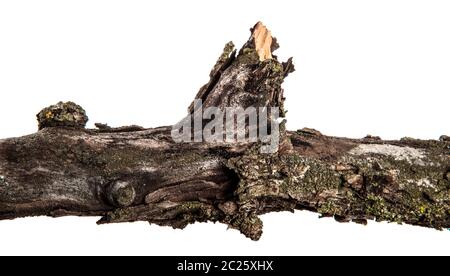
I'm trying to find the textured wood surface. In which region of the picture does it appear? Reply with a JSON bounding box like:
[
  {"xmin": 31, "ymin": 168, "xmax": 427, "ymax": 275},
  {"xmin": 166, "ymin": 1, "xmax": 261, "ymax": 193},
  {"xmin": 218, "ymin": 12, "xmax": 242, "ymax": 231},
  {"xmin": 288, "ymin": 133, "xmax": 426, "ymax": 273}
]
[{"xmin": 0, "ymin": 23, "xmax": 448, "ymax": 240}]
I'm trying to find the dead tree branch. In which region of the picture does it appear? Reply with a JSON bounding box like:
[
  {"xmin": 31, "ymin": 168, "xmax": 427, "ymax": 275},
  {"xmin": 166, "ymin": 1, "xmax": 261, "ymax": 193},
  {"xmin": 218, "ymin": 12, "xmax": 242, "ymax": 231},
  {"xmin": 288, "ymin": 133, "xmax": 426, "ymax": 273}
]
[{"xmin": 0, "ymin": 22, "xmax": 448, "ymax": 240}]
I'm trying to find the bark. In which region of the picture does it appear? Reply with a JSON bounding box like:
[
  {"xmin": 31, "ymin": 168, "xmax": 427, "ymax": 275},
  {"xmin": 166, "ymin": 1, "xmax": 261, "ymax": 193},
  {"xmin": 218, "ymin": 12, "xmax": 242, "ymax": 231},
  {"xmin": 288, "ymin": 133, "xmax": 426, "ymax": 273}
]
[{"xmin": 0, "ymin": 22, "xmax": 448, "ymax": 240}]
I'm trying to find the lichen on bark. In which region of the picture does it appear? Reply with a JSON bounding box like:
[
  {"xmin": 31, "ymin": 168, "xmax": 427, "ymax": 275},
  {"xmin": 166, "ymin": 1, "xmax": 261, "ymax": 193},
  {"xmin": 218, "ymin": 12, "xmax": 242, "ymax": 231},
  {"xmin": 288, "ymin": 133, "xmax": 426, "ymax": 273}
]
[{"xmin": 37, "ymin": 101, "xmax": 88, "ymax": 130}]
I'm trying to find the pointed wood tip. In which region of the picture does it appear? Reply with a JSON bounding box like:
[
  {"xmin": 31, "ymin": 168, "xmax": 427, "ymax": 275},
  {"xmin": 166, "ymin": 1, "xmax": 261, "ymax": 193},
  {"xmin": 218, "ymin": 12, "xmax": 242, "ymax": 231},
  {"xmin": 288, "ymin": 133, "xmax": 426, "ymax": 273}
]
[{"xmin": 252, "ymin": 21, "xmax": 273, "ymax": 62}]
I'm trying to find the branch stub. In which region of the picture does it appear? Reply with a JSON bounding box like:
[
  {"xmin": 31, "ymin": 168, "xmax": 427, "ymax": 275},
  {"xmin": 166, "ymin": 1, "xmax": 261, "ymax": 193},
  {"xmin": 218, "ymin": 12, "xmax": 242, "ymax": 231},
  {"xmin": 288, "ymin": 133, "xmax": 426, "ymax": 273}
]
[{"xmin": 37, "ymin": 101, "xmax": 88, "ymax": 130}]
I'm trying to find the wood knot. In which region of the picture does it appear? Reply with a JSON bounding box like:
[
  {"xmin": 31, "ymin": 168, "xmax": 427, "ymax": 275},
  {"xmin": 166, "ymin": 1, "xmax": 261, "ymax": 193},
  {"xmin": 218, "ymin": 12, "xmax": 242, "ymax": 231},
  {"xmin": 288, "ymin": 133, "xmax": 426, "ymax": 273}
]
[
  {"xmin": 107, "ymin": 181, "xmax": 136, "ymax": 207},
  {"xmin": 37, "ymin": 101, "xmax": 88, "ymax": 130}
]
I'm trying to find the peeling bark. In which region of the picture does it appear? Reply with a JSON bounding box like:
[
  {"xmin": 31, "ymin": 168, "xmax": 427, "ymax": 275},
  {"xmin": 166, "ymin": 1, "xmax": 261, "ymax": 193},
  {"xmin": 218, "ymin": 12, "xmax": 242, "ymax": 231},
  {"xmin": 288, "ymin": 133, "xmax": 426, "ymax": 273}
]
[{"xmin": 0, "ymin": 22, "xmax": 448, "ymax": 240}]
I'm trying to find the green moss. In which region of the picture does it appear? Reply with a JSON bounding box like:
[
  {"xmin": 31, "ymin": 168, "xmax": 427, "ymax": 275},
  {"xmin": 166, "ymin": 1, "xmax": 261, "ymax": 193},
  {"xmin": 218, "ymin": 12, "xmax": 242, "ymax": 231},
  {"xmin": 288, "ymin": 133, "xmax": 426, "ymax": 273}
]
[
  {"xmin": 228, "ymin": 150, "xmax": 343, "ymax": 208},
  {"xmin": 178, "ymin": 201, "xmax": 207, "ymax": 211},
  {"xmin": 173, "ymin": 202, "xmax": 221, "ymax": 226},
  {"xmin": 104, "ymin": 207, "xmax": 134, "ymax": 222},
  {"xmin": 221, "ymin": 42, "xmax": 235, "ymax": 60},
  {"xmin": 318, "ymin": 201, "xmax": 341, "ymax": 216},
  {"xmin": 237, "ymin": 48, "xmax": 260, "ymax": 65},
  {"xmin": 229, "ymin": 144, "xmax": 449, "ymax": 230},
  {"xmin": 365, "ymin": 194, "xmax": 397, "ymax": 220},
  {"xmin": 266, "ymin": 59, "xmax": 283, "ymax": 73},
  {"xmin": 97, "ymin": 148, "xmax": 148, "ymax": 174},
  {"xmin": 209, "ymin": 41, "xmax": 236, "ymax": 77},
  {"xmin": 338, "ymin": 151, "xmax": 449, "ymax": 226}
]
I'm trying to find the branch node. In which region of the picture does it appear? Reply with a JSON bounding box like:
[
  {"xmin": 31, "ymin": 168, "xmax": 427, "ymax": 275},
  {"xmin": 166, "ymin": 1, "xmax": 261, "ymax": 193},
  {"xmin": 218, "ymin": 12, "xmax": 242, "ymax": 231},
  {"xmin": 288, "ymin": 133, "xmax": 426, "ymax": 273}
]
[
  {"xmin": 37, "ymin": 101, "xmax": 88, "ymax": 130},
  {"xmin": 108, "ymin": 181, "xmax": 136, "ymax": 207}
]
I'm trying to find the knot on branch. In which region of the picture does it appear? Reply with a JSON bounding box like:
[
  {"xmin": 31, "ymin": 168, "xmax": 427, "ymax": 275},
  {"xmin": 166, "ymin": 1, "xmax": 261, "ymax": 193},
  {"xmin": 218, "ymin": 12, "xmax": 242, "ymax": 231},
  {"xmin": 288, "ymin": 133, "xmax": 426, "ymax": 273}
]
[
  {"xmin": 107, "ymin": 181, "xmax": 136, "ymax": 207},
  {"xmin": 37, "ymin": 101, "xmax": 88, "ymax": 130}
]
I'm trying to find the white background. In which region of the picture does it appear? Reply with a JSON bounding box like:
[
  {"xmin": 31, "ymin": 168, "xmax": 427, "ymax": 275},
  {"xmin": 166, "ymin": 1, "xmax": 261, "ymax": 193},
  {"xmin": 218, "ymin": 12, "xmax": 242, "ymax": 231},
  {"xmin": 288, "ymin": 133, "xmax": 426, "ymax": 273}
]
[{"xmin": 0, "ymin": 1, "xmax": 449, "ymax": 256}]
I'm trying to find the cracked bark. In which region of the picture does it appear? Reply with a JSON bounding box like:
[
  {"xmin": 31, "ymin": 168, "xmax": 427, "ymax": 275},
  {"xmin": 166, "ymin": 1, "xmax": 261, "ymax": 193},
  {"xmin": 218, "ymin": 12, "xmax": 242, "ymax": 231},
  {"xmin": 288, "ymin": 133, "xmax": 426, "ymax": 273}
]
[{"xmin": 0, "ymin": 22, "xmax": 448, "ymax": 240}]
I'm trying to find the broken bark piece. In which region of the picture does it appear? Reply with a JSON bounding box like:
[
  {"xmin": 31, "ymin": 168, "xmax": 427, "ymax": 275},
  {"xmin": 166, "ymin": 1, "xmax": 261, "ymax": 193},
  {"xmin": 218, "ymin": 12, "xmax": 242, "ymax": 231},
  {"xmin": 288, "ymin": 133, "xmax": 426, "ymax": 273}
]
[
  {"xmin": 252, "ymin": 21, "xmax": 273, "ymax": 61},
  {"xmin": 0, "ymin": 22, "xmax": 448, "ymax": 240},
  {"xmin": 440, "ymin": 135, "xmax": 450, "ymax": 142}
]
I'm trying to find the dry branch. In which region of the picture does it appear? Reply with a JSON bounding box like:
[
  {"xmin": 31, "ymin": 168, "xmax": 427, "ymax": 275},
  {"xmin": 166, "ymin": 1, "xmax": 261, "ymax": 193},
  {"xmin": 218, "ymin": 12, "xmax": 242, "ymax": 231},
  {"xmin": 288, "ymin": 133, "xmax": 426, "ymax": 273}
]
[{"xmin": 0, "ymin": 22, "xmax": 448, "ymax": 240}]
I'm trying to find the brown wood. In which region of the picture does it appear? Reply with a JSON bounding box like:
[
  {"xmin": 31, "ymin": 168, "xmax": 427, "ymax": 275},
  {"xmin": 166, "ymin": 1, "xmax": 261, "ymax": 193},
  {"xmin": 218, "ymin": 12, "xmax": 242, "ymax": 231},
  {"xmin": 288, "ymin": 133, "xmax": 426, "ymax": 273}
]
[{"xmin": 0, "ymin": 22, "xmax": 448, "ymax": 240}]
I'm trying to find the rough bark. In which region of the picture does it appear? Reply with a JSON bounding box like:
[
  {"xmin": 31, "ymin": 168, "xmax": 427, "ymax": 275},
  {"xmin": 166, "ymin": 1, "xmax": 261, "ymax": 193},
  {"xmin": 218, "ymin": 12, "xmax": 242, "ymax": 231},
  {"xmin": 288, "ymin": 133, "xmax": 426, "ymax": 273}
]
[{"xmin": 0, "ymin": 22, "xmax": 448, "ymax": 240}]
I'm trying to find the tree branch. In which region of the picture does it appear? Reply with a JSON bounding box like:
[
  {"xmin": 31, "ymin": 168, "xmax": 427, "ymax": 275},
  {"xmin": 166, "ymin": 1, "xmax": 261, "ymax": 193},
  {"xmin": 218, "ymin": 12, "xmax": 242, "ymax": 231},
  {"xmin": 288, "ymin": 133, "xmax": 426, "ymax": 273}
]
[{"xmin": 0, "ymin": 22, "xmax": 448, "ymax": 240}]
